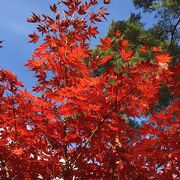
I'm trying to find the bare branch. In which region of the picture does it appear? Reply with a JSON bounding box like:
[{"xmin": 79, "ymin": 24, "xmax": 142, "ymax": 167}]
[{"xmin": 168, "ymin": 17, "xmax": 180, "ymax": 51}]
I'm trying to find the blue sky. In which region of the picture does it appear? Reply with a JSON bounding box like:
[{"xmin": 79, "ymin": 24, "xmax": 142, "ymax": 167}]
[{"xmin": 0, "ymin": 0, "xmax": 155, "ymax": 91}]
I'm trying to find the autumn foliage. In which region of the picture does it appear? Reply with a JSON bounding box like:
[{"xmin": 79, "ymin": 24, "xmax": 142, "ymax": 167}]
[{"xmin": 0, "ymin": 0, "xmax": 179, "ymax": 179}]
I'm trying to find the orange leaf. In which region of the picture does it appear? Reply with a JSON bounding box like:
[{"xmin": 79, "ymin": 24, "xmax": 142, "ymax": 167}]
[
  {"xmin": 12, "ymin": 147, "xmax": 24, "ymax": 156},
  {"xmin": 155, "ymin": 53, "xmax": 172, "ymax": 63}
]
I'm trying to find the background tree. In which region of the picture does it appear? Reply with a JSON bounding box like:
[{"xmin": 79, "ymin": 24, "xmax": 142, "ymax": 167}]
[{"xmin": 133, "ymin": 0, "xmax": 180, "ymax": 60}]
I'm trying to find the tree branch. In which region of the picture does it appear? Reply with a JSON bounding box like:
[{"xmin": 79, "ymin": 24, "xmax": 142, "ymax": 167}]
[
  {"xmin": 1, "ymin": 160, "xmax": 10, "ymax": 179},
  {"xmin": 71, "ymin": 82, "xmax": 141, "ymax": 166},
  {"xmin": 168, "ymin": 17, "xmax": 180, "ymax": 51}
]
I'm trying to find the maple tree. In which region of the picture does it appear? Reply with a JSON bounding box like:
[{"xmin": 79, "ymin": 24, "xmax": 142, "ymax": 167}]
[{"xmin": 0, "ymin": 0, "xmax": 179, "ymax": 179}]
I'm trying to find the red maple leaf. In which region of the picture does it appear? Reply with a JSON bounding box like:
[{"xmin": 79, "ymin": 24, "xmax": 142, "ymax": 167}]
[
  {"xmin": 119, "ymin": 49, "xmax": 134, "ymax": 61},
  {"xmin": 98, "ymin": 37, "xmax": 112, "ymax": 50},
  {"xmin": 28, "ymin": 32, "xmax": 39, "ymax": 43},
  {"xmin": 88, "ymin": 26, "xmax": 99, "ymax": 38}
]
